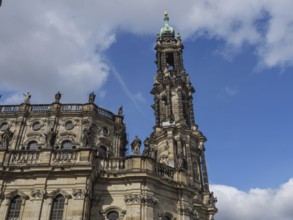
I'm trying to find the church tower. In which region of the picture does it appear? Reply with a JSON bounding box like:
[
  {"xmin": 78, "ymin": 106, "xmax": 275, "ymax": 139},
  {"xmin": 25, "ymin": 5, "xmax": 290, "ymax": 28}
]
[
  {"xmin": 146, "ymin": 11, "xmax": 211, "ymax": 189},
  {"xmin": 144, "ymin": 11, "xmax": 218, "ymax": 218}
]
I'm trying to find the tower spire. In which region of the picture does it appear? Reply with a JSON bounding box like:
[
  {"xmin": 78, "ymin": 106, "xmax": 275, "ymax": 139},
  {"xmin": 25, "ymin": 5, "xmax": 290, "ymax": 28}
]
[{"xmin": 164, "ymin": 10, "xmax": 169, "ymax": 27}]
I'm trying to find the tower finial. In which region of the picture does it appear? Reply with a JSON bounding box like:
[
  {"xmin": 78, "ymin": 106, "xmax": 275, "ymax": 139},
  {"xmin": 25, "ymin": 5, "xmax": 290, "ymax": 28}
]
[
  {"xmin": 164, "ymin": 10, "xmax": 169, "ymax": 27},
  {"xmin": 164, "ymin": 10, "xmax": 168, "ymax": 17}
]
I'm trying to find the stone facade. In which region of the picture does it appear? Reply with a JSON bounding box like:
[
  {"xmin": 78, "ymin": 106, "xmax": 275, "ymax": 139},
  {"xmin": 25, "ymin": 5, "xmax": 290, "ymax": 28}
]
[{"xmin": 0, "ymin": 12, "xmax": 217, "ymax": 220}]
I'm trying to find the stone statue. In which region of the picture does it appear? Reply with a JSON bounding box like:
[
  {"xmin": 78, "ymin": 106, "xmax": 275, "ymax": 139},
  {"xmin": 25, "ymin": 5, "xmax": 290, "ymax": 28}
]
[
  {"xmin": 131, "ymin": 136, "xmax": 141, "ymax": 155},
  {"xmin": 89, "ymin": 92, "xmax": 96, "ymax": 104},
  {"xmin": 23, "ymin": 92, "xmax": 31, "ymax": 104},
  {"xmin": 118, "ymin": 106, "xmax": 123, "ymax": 116},
  {"xmin": 208, "ymin": 192, "xmax": 217, "ymax": 206},
  {"xmin": 1, "ymin": 127, "xmax": 14, "ymax": 148},
  {"xmin": 142, "ymin": 145, "xmax": 152, "ymax": 157},
  {"xmin": 46, "ymin": 128, "xmax": 57, "ymax": 147},
  {"xmin": 159, "ymin": 154, "xmax": 169, "ymax": 165},
  {"xmin": 154, "ymin": 76, "xmax": 159, "ymax": 85},
  {"xmin": 163, "ymin": 67, "xmax": 171, "ymax": 77},
  {"xmin": 55, "ymin": 91, "xmax": 61, "ymax": 103},
  {"xmin": 82, "ymin": 124, "xmax": 94, "ymax": 147},
  {"xmin": 198, "ymin": 141, "xmax": 205, "ymax": 153},
  {"xmin": 177, "ymin": 151, "xmax": 186, "ymax": 170},
  {"xmin": 142, "ymin": 138, "xmax": 153, "ymax": 157}
]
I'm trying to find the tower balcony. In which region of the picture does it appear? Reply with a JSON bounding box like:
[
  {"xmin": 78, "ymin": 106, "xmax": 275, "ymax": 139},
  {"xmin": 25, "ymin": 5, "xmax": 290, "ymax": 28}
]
[{"xmin": 97, "ymin": 156, "xmax": 200, "ymax": 188}]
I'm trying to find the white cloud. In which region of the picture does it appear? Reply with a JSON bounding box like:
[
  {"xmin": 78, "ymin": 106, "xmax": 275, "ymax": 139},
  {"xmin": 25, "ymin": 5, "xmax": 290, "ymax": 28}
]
[
  {"xmin": 224, "ymin": 86, "xmax": 238, "ymax": 97},
  {"xmin": 1, "ymin": 0, "xmax": 293, "ymax": 104},
  {"xmin": 211, "ymin": 178, "xmax": 293, "ymax": 220}
]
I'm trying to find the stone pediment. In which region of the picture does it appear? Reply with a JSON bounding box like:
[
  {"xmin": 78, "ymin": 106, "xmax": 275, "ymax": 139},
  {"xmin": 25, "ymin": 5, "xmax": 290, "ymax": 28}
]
[
  {"xmin": 46, "ymin": 188, "xmax": 71, "ymax": 199},
  {"xmin": 5, "ymin": 190, "xmax": 29, "ymax": 200}
]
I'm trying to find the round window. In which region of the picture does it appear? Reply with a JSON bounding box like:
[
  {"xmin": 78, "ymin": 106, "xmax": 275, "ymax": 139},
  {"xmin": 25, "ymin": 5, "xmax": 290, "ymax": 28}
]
[
  {"xmin": 32, "ymin": 122, "xmax": 41, "ymax": 131},
  {"xmin": 0, "ymin": 122, "xmax": 8, "ymax": 131},
  {"xmin": 107, "ymin": 211, "xmax": 119, "ymax": 220},
  {"xmin": 65, "ymin": 121, "xmax": 74, "ymax": 130}
]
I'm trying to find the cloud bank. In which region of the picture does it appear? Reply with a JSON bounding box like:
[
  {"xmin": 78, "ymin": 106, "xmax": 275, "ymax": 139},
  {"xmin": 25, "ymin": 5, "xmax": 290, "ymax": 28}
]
[
  {"xmin": 211, "ymin": 178, "xmax": 293, "ymax": 220},
  {"xmin": 0, "ymin": 0, "xmax": 293, "ymax": 103}
]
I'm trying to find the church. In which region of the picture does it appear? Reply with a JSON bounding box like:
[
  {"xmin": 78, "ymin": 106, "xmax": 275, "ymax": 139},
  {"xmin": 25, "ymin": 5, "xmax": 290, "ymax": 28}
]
[{"xmin": 0, "ymin": 12, "xmax": 217, "ymax": 220}]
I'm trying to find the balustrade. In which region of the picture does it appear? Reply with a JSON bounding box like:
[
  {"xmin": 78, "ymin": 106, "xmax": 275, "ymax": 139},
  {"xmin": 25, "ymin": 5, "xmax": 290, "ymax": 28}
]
[
  {"xmin": 101, "ymin": 158, "xmax": 126, "ymax": 171},
  {"xmin": 11, "ymin": 151, "xmax": 40, "ymax": 164},
  {"xmin": 0, "ymin": 106, "xmax": 20, "ymax": 113},
  {"xmin": 51, "ymin": 150, "xmax": 78, "ymax": 163},
  {"xmin": 155, "ymin": 163, "xmax": 174, "ymax": 178},
  {"xmin": 31, "ymin": 105, "xmax": 51, "ymax": 112},
  {"xmin": 0, "ymin": 104, "xmax": 115, "ymax": 122},
  {"xmin": 97, "ymin": 108, "xmax": 114, "ymax": 120},
  {"xmin": 99, "ymin": 157, "xmax": 174, "ymax": 179},
  {"xmin": 61, "ymin": 105, "xmax": 83, "ymax": 111}
]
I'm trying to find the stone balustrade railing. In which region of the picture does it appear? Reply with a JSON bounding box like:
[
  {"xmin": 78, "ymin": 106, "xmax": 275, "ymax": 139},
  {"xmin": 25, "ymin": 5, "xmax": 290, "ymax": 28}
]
[
  {"xmin": 0, "ymin": 150, "xmax": 176, "ymax": 181},
  {"xmin": 98, "ymin": 157, "xmax": 175, "ymax": 179},
  {"xmin": 31, "ymin": 105, "xmax": 51, "ymax": 112},
  {"xmin": 0, "ymin": 103, "xmax": 115, "ymax": 121},
  {"xmin": 61, "ymin": 104, "xmax": 83, "ymax": 111},
  {"xmin": 97, "ymin": 108, "xmax": 114, "ymax": 120},
  {"xmin": 155, "ymin": 163, "xmax": 174, "ymax": 178},
  {"xmin": 0, "ymin": 148, "xmax": 92, "ymax": 167},
  {"xmin": 11, "ymin": 150, "xmax": 40, "ymax": 164},
  {"xmin": 51, "ymin": 149, "xmax": 79, "ymax": 163},
  {"xmin": 101, "ymin": 158, "xmax": 126, "ymax": 170},
  {"xmin": 0, "ymin": 106, "xmax": 20, "ymax": 113}
]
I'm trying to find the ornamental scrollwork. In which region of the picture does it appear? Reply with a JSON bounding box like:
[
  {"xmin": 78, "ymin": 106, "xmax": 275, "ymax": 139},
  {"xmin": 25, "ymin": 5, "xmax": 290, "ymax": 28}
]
[
  {"xmin": 72, "ymin": 189, "xmax": 87, "ymax": 199},
  {"xmin": 178, "ymin": 205, "xmax": 192, "ymax": 216},
  {"xmin": 124, "ymin": 194, "xmax": 158, "ymax": 207},
  {"xmin": 31, "ymin": 189, "xmax": 46, "ymax": 199}
]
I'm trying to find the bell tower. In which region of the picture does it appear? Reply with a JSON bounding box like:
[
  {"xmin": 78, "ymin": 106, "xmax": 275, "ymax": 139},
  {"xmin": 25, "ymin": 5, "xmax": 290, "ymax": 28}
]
[
  {"xmin": 146, "ymin": 11, "xmax": 213, "ymax": 194},
  {"xmin": 152, "ymin": 11, "xmax": 196, "ymax": 128}
]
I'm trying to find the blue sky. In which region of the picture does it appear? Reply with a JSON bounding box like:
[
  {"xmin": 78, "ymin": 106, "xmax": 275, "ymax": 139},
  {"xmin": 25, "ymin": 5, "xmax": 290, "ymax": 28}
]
[{"xmin": 0, "ymin": 1, "xmax": 293, "ymax": 219}]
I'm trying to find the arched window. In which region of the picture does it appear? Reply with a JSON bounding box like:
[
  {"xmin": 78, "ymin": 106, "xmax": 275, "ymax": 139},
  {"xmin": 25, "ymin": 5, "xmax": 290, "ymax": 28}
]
[
  {"xmin": 61, "ymin": 140, "xmax": 72, "ymax": 149},
  {"xmin": 50, "ymin": 195, "xmax": 65, "ymax": 220},
  {"xmin": 6, "ymin": 195, "xmax": 22, "ymax": 220},
  {"xmin": 27, "ymin": 141, "xmax": 38, "ymax": 150}
]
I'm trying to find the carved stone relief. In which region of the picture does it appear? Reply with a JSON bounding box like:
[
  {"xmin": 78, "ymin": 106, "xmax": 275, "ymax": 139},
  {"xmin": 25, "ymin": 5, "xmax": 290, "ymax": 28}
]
[
  {"xmin": 124, "ymin": 194, "xmax": 158, "ymax": 207},
  {"xmin": 72, "ymin": 189, "xmax": 87, "ymax": 199},
  {"xmin": 31, "ymin": 189, "xmax": 46, "ymax": 199}
]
